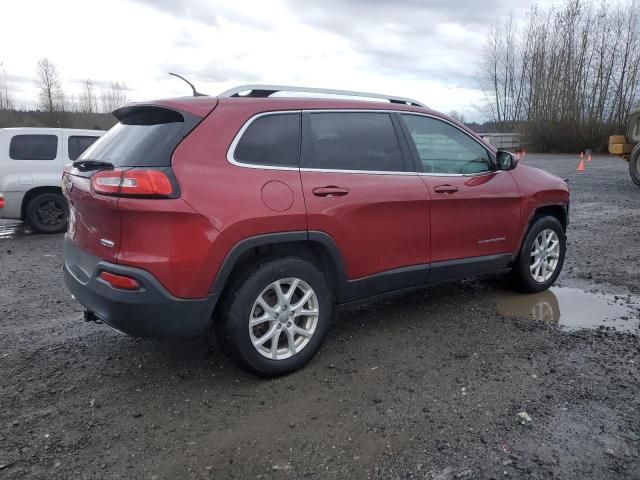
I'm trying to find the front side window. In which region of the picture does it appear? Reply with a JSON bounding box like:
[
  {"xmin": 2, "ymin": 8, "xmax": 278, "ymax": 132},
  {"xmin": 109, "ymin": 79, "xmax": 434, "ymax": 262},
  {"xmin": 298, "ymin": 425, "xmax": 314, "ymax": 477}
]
[
  {"xmin": 9, "ymin": 135, "xmax": 58, "ymax": 160},
  {"xmin": 234, "ymin": 113, "xmax": 300, "ymax": 167},
  {"xmin": 68, "ymin": 136, "xmax": 99, "ymax": 161},
  {"xmin": 304, "ymin": 112, "xmax": 404, "ymax": 172},
  {"xmin": 401, "ymin": 114, "xmax": 491, "ymax": 174}
]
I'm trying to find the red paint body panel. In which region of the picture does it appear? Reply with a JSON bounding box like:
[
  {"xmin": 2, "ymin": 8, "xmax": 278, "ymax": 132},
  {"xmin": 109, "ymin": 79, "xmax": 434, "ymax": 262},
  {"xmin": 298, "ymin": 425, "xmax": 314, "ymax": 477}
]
[
  {"xmin": 115, "ymin": 197, "xmax": 230, "ymax": 298},
  {"xmin": 65, "ymin": 173, "xmax": 121, "ymax": 263},
  {"xmin": 64, "ymin": 95, "xmax": 569, "ymax": 304},
  {"xmin": 300, "ymin": 171, "xmax": 430, "ymax": 278},
  {"xmin": 420, "ymin": 171, "xmax": 521, "ymax": 262},
  {"xmin": 170, "ymin": 101, "xmax": 308, "ymax": 284},
  {"xmin": 509, "ymin": 164, "xmax": 570, "ymax": 247}
]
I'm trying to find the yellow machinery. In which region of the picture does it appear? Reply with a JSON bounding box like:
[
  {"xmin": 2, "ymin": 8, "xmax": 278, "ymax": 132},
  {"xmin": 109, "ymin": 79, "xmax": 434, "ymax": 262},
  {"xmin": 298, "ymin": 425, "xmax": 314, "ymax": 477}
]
[{"xmin": 609, "ymin": 106, "xmax": 640, "ymax": 186}]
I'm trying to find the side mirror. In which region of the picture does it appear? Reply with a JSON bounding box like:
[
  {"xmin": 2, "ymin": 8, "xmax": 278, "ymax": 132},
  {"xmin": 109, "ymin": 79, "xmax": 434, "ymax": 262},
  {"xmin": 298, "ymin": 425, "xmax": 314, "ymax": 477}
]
[{"xmin": 496, "ymin": 150, "xmax": 518, "ymax": 171}]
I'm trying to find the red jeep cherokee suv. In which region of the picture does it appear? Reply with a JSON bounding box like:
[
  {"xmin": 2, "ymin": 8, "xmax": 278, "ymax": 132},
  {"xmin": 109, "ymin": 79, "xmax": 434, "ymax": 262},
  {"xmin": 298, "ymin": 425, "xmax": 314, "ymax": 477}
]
[{"xmin": 63, "ymin": 85, "xmax": 569, "ymax": 376}]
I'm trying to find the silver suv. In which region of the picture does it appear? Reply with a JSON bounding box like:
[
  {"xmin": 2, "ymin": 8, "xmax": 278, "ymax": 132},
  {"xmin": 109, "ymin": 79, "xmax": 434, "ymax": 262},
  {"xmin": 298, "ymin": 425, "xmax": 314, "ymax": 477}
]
[{"xmin": 0, "ymin": 127, "xmax": 103, "ymax": 233}]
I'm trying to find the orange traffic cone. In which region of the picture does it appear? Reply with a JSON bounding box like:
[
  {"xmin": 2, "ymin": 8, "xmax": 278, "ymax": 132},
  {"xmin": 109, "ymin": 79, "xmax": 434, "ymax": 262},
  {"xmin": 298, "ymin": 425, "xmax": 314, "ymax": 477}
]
[
  {"xmin": 580, "ymin": 151, "xmax": 584, "ymax": 160},
  {"xmin": 516, "ymin": 151, "xmax": 521, "ymax": 160},
  {"xmin": 523, "ymin": 150, "xmax": 527, "ymax": 157},
  {"xmin": 577, "ymin": 159, "xmax": 585, "ymax": 172},
  {"xmin": 587, "ymin": 153, "xmax": 592, "ymax": 162}
]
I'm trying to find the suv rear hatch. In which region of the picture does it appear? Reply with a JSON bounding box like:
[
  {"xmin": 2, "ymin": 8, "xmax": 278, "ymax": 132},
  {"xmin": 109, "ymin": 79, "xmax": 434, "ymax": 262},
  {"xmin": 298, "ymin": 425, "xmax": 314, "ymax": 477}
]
[{"xmin": 63, "ymin": 101, "xmax": 215, "ymax": 265}]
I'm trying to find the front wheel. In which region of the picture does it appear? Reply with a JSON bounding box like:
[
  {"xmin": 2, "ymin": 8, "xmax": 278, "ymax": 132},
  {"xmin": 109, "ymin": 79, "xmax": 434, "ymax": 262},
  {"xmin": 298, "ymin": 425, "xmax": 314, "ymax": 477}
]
[
  {"xmin": 629, "ymin": 147, "xmax": 640, "ymax": 186},
  {"xmin": 215, "ymin": 257, "xmax": 332, "ymax": 376},
  {"xmin": 511, "ymin": 216, "xmax": 566, "ymax": 293}
]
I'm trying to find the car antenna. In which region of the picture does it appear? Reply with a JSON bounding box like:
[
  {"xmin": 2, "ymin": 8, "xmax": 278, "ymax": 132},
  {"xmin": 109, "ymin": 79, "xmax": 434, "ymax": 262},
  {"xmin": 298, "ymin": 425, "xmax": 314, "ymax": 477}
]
[{"xmin": 169, "ymin": 72, "xmax": 207, "ymax": 97}]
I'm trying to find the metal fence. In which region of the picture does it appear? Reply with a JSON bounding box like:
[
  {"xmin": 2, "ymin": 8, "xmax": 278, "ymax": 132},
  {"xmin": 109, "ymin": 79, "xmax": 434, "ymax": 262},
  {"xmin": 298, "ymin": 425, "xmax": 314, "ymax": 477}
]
[{"xmin": 479, "ymin": 133, "xmax": 522, "ymax": 151}]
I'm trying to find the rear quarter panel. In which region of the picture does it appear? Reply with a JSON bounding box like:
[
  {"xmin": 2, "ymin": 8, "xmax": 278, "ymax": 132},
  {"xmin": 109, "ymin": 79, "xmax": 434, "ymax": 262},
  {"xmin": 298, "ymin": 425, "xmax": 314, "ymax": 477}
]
[{"xmin": 171, "ymin": 102, "xmax": 308, "ymax": 293}]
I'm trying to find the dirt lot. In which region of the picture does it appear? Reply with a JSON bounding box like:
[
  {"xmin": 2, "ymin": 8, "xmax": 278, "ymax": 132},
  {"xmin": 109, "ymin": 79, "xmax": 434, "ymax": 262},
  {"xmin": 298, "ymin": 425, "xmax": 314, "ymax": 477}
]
[{"xmin": 1, "ymin": 154, "xmax": 639, "ymax": 479}]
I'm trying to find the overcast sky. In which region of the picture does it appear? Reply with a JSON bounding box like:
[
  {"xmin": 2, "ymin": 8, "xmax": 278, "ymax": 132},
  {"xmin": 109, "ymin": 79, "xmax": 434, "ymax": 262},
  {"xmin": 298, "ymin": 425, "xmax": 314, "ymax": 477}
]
[{"xmin": 2, "ymin": 0, "xmax": 553, "ymax": 121}]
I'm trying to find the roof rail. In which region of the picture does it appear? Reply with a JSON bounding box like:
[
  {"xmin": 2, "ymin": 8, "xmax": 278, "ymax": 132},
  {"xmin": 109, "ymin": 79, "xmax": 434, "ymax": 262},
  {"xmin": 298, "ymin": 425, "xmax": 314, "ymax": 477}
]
[{"xmin": 217, "ymin": 84, "xmax": 426, "ymax": 107}]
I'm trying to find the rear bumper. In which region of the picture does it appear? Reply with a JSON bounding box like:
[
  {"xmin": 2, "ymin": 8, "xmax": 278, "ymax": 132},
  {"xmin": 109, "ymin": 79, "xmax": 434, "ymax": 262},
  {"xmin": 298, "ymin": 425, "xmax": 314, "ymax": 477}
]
[{"xmin": 63, "ymin": 237, "xmax": 219, "ymax": 337}]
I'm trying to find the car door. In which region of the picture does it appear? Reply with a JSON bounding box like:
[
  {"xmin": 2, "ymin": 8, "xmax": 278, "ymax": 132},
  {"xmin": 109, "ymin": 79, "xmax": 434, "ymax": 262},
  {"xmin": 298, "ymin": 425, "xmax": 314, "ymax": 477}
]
[
  {"xmin": 300, "ymin": 111, "xmax": 430, "ymax": 299},
  {"xmin": 398, "ymin": 113, "xmax": 521, "ymax": 279}
]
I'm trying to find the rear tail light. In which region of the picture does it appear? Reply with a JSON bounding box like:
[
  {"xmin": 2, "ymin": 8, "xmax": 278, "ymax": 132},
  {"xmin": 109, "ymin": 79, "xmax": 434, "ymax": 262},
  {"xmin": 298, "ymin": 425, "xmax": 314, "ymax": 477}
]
[
  {"xmin": 91, "ymin": 168, "xmax": 178, "ymax": 198},
  {"xmin": 93, "ymin": 172, "xmax": 122, "ymax": 195},
  {"xmin": 0, "ymin": 194, "xmax": 4, "ymax": 209},
  {"xmin": 99, "ymin": 271, "xmax": 141, "ymax": 290}
]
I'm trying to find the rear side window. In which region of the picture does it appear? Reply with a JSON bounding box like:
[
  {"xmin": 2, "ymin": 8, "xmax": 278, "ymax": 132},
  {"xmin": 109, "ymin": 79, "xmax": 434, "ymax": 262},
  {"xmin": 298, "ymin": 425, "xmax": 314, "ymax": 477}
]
[
  {"xmin": 304, "ymin": 113, "xmax": 404, "ymax": 172},
  {"xmin": 68, "ymin": 136, "xmax": 99, "ymax": 161},
  {"xmin": 9, "ymin": 135, "xmax": 58, "ymax": 160},
  {"xmin": 401, "ymin": 114, "xmax": 491, "ymax": 174},
  {"xmin": 234, "ymin": 113, "xmax": 300, "ymax": 167},
  {"xmin": 77, "ymin": 106, "xmax": 200, "ymax": 167}
]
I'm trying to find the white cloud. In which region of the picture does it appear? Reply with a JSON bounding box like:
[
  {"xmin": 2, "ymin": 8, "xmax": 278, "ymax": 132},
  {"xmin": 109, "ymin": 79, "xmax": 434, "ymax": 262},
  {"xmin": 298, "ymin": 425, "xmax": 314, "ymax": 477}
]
[{"xmin": 1, "ymin": 0, "xmax": 550, "ymax": 121}]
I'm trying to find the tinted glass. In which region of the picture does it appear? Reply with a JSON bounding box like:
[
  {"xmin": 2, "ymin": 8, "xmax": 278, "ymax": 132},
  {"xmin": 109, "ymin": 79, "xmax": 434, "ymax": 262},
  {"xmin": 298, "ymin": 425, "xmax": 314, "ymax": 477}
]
[
  {"xmin": 305, "ymin": 113, "xmax": 404, "ymax": 171},
  {"xmin": 402, "ymin": 114, "xmax": 491, "ymax": 174},
  {"xmin": 234, "ymin": 113, "xmax": 300, "ymax": 167},
  {"xmin": 9, "ymin": 135, "xmax": 58, "ymax": 160},
  {"xmin": 78, "ymin": 106, "xmax": 199, "ymax": 167},
  {"xmin": 68, "ymin": 135, "xmax": 99, "ymax": 161}
]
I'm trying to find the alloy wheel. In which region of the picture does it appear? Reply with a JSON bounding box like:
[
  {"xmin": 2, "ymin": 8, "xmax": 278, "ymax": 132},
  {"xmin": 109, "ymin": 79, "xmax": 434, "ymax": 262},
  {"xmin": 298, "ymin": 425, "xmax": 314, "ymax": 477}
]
[
  {"xmin": 249, "ymin": 278, "xmax": 319, "ymax": 360},
  {"xmin": 530, "ymin": 229, "xmax": 560, "ymax": 283}
]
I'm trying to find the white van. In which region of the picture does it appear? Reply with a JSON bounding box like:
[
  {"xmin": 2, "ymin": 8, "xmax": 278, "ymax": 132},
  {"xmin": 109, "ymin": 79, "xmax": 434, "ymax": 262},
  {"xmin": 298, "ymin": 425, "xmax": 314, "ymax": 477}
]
[{"xmin": 0, "ymin": 127, "xmax": 104, "ymax": 233}]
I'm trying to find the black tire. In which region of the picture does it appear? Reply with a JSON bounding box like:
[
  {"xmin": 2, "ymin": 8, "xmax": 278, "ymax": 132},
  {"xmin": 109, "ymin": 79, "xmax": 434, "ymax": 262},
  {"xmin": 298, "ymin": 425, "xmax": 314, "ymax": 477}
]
[
  {"xmin": 629, "ymin": 146, "xmax": 640, "ymax": 187},
  {"xmin": 511, "ymin": 216, "xmax": 566, "ymax": 293},
  {"xmin": 26, "ymin": 192, "xmax": 68, "ymax": 234},
  {"xmin": 215, "ymin": 256, "xmax": 332, "ymax": 377}
]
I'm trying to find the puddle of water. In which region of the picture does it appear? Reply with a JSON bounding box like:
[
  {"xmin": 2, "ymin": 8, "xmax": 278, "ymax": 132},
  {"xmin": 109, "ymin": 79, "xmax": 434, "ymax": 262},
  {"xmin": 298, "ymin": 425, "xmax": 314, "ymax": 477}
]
[
  {"xmin": 0, "ymin": 221, "xmax": 34, "ymax": 239},
  {"xmin": 494, "ymin": 286, "xmax": 640, "ymax": 333}
]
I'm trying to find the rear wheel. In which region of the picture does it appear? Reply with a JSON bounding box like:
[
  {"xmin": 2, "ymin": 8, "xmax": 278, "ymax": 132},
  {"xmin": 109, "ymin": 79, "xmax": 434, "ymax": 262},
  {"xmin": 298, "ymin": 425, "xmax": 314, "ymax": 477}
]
[
  {"xmin": 629, "ymin": 148, "xmax": 640, "ymax": 186},
  {"xmin": 26, "ymin": 192, "xmax": 68, "ymax": 234},
  {"xmin": 511, "ymin": 216, "xmax": 566, "ymax": 293},
  {"xmin": 215, "ymin": 257, "xmax": 332, "ymax": 376}
]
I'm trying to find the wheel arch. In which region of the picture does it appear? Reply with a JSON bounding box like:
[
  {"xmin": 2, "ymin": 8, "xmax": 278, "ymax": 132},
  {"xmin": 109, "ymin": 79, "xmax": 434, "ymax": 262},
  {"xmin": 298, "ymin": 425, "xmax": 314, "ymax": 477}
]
[
  {"xmin": 531, "ymin": 204, "xmax": 568, "ymax": 232},
  {"xmin": 21, "ymin": 186, "xmax": 65, "ymax": 220},
  {"xmin": 515, "ymin": 203, "xmax": 568, "ymax": 260},
  {"xmin": 210, "ymin": 231, "xmax": 349, "ymax": 306}
]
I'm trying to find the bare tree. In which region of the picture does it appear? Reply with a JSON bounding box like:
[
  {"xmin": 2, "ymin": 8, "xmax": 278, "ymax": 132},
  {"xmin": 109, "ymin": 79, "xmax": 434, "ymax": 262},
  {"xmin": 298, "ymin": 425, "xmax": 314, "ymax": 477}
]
[
  {"xmin": 448, "ymin": 110, "xmax": 465, "ymax": 123},
  {"xmin": 477, "ymin": 0, "xmax": 640, "ymax": 151},
  {"xmin": 0, "ymin": 61, "xmax": 13, "ymax": 110},
  {"xmin": 79, "ymin": 79, "xmax": 98, "ymax": 114},
  {"xmin": 35, "ymin": 58, "xmax": 65, "ymax": 113},
  {"xmin": 100, "ymin": 81, "xmax": 128, "ymax": 113}
]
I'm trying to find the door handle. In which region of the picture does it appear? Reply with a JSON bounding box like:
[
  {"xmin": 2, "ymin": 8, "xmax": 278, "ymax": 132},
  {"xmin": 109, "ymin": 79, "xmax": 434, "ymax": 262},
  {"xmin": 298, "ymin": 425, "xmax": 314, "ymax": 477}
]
[
  {"xmin": 433, "ymin": 184, "xmax": 459, "ymax": 194},
  {"xmin": 312, "ymin": 186, "xmax": 350, "ymax": 197}
]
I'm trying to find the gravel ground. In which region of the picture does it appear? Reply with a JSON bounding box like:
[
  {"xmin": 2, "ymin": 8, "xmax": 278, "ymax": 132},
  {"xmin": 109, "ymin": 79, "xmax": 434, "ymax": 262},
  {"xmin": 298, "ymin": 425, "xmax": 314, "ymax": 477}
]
[{"xmin": 1, "ymin": 154, "xmax": 639, "ymax": 479}]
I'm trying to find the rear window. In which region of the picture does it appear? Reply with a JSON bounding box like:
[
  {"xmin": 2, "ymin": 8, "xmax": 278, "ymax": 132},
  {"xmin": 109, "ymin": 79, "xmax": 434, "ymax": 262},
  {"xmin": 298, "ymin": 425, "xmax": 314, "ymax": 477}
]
[
  {"xmin": 68, "ymin": 135, "xmax": 99, "ymax": 161},
  {"xmin": 303, "ymin": 112, "xmax": 404, "ymax": 172},
  {"xmin": 9, "ymin": 134, "xmax": 58, "ymax": 160},
  {"xmin": 234, "ymin": 113, "xmax": 300, "ymax": 167},
  {"xmin": 77, "ymin": 106, "xmax": 200, "ymax": 167}
]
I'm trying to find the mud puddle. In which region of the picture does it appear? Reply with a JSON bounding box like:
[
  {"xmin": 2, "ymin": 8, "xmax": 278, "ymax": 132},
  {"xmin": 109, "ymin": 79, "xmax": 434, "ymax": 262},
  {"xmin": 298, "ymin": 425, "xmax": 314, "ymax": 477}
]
[
  {"xmin": 0, "ymin": 221, "xmax": 33, "ymax": 239},
  {"xmin": 493, "ymin": 286, "xmax": 640, "ymax": 333}
]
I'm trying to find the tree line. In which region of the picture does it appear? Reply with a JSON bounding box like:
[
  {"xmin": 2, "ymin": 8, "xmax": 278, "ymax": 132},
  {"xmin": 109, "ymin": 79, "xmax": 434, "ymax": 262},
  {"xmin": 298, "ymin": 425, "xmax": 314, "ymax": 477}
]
[
  {"xmin": 0, "ymin": 57, "xmax": 128, "ymax": 116},
  {"xmin": 478, "ymin": 0, "xmax": 640, "ymax": 152}
]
